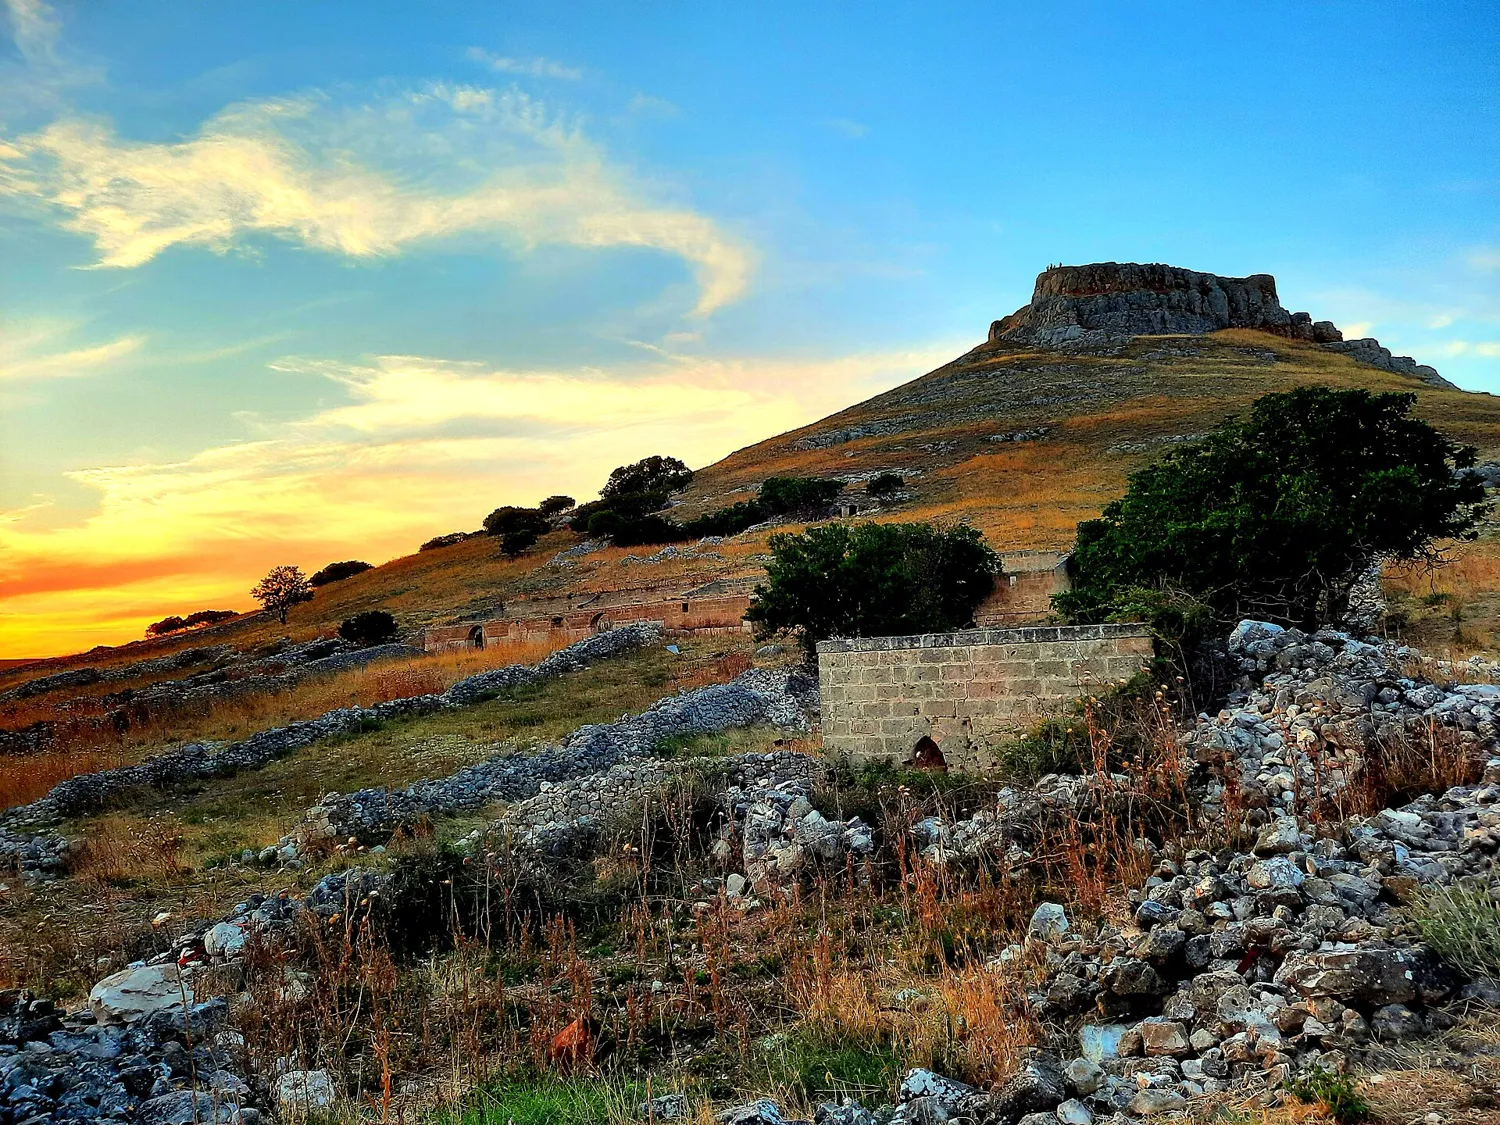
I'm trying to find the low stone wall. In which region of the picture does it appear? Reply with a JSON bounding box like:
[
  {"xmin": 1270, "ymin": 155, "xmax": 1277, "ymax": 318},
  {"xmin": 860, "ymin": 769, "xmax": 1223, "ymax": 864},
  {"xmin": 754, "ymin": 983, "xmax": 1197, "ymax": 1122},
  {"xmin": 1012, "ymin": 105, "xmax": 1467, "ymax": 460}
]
[
  {"xmin": 423, "ymin": 593, "xmax": 753, "ymax": 652},
  {"xmin": 817, "ymin": 623, "xmax": 1153, "ymax": 768}
]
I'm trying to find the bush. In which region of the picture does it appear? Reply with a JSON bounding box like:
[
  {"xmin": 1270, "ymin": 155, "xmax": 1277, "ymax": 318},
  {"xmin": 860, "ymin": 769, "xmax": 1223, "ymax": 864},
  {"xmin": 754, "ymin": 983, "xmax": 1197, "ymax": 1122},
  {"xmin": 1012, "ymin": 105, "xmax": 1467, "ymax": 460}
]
[
  {"xmin": 1057, "ymin": 387, "xmax": 1486, "ymax": 630},
  {"xmin": 420, "ymin": 531, "xmax": 474, "ymax": 551},
  {"xmin": 538, "ymin": 494, "xmax": 575, "ymax": 515},
  {"xmin": 587, "ymin": 511, "xmax": 685, "ymax": 547},
  {"xmin": 866, "ymin": 472, "xmax": 905, "ymax": 498},
  {"xmin": 501, "ymin": 527, "xmax": 539, "ymax": 557},
  {"xmin": 145, "ymin": 615, "xmax": 186, "ymax": 637},
  {"xmin": 1408, "ymin": 876, "xmax": 1500, "ymax": 978},
  {"xmin": 682, "ymin": 499, "xmax": 764, "ymax": 538},
  {"xmin": 1286, "ymin": 1065, "xmax": 1370, "ymax": 1124},
  {"xmin": 759, "ymin": 475, "xmax": 842, "ymax": 515},
  {"xmin": 599, "ymin": 455, "xmax": 692, "ymax": 501},
  {"xmin": 338, "ymin": 610, "xmax": 399, "ymax": 646},
  {"xmin": 183, "ymin": 609, "xmax": 237, "ymax": 628},
  {"xmin": 310, "ymin": 559, "xmax": 372, "ymax": 586},
  {"xmin": 746, "ymin": 522, "xmax": 1001, "ymax": 653}
]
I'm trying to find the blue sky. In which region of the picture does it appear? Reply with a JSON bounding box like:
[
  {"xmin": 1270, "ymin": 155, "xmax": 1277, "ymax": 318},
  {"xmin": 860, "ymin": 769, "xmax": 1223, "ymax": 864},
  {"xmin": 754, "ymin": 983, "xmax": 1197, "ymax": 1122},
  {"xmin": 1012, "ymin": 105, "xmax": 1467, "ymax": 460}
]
[{"xmin": 1, "ymin": 0, "xmax": 1497, "ymax": 653}]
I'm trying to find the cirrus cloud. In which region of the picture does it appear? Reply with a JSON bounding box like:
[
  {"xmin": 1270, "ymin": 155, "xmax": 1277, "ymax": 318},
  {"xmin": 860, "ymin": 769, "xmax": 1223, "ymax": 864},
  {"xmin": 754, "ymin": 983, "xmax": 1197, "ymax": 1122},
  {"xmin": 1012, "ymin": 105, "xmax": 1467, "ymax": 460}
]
[{"xmin": 0, "ymin": 86, "xmax": 750, "ymax": 315}]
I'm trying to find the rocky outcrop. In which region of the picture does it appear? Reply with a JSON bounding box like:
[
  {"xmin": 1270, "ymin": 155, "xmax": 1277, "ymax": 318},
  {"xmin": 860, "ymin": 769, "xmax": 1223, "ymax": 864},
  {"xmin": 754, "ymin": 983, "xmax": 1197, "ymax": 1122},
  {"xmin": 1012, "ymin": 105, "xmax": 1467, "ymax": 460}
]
[{"xmin": 989, "ymin": 262, "xmax": 1455, "ymax": 388}]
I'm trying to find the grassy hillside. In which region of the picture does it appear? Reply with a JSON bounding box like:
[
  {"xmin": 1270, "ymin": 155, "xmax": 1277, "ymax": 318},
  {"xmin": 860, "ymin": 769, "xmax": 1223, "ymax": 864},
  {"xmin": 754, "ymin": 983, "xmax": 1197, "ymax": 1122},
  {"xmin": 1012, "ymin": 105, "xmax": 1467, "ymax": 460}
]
[{"xmin": 10, "ymin": 327, "xmax": 1500, "ymax": 693}]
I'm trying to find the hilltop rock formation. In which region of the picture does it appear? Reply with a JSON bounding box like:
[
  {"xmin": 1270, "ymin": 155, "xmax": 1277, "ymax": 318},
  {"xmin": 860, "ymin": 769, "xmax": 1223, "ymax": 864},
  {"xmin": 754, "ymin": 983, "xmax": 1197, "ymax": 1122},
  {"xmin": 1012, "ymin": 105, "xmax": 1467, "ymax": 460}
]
[{"xmin": 991, "ymin": 262, "xmax": 1454, "ymax": 388}]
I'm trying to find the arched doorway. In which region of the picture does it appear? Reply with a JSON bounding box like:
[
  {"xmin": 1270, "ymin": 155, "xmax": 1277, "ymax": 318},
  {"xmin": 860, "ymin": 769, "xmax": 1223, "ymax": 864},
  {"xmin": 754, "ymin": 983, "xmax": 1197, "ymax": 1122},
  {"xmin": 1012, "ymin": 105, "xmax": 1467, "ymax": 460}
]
[
  {"xmin": 467, "ymin": 625, "xmax": 485, "ymax": 650},
  {"xmin": 590, "ymin": 612, "xmax": 611, "ymax": 633},
  {"xmin": 909, "ymin": 735, "xmax": 947, "ymax": 772}
]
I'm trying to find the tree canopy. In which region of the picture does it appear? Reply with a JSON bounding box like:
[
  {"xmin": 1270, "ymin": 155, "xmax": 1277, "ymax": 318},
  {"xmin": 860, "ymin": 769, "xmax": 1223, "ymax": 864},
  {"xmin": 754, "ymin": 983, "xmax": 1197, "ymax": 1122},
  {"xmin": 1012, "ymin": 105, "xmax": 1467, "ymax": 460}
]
[
  {"xmin": 745, "ymin": 522, "xmax": 1001, "ymax": 653},
  {"xmin": 1055, "ymin": 387, "xmax": 1487, "ymax": 630},
  {"xmin": 599, "ymin": 455, "xmax": 693, "ymax": 502},
  {"xmin": 251, "ymin": 565, "xmax": 314, "ymax": 625}
]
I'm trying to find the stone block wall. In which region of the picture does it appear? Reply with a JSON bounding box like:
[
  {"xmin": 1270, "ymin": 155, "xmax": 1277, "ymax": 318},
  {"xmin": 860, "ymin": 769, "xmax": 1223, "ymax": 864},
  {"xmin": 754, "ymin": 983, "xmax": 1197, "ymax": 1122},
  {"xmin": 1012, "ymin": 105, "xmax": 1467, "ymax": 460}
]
[{"xmin": 817, "ymin": 623, "xmax": 1153, "ymax": 768}]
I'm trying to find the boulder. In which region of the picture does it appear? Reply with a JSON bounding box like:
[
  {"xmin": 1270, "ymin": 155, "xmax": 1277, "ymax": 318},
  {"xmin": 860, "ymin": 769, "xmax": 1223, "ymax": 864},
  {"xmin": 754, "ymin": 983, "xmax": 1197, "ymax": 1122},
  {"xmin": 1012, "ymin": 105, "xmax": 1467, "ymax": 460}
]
[
  {"xmin": 89, "ymin": 963, "xmax": 193, "ymax": 1025},
  {"xmin": 204, "ymin": 922, "xmax": 247, "ymax": 959},
  {"xmin": 1274, "ymin": 948, "xmax": 1418, "ymax": 1006},
  {"xmin": 990, "ymin": 1050, "xmax": 1066, "ymax": 1118},
  {"xmin": 273, "ymin": 1070, "xmax": 336, "ymax": 1120},
  {"xmin": 1138, "ymin": 1018, "xmax": 1191, "ymax": 1057},
  {"xmin": 1028, "ymin": 902, "xmax": 1069, "ymax": 943}
]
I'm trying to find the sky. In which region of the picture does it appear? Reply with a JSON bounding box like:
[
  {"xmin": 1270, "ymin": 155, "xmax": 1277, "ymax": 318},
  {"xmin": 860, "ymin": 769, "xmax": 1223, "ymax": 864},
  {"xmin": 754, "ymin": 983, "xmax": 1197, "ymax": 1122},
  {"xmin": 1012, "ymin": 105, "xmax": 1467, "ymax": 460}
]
[{"xmin": 1, "ymin": 1, "xmax": 1498, "ymax": 657}]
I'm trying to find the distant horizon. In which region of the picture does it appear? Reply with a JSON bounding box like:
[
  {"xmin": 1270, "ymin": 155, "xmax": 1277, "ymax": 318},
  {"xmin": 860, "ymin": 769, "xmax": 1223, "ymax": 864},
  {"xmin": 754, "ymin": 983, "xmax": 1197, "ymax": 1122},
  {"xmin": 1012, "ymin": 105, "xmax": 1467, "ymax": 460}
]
[{"xmin": 2, "ymin": 0, "xmax": 1497, "ymax": 656}]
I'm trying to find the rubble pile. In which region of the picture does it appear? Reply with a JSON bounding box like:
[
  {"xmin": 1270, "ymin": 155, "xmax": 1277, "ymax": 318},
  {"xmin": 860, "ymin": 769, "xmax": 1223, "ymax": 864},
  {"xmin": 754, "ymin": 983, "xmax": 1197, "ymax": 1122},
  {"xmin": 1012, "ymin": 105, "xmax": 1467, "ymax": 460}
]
[
  {"xmin": 289, "ymin": 666, "xmax": 817, "ymax": 851},
  {"xmin": 1185, "ymin": 620, "xmax": 1497, "ymax": 822}
]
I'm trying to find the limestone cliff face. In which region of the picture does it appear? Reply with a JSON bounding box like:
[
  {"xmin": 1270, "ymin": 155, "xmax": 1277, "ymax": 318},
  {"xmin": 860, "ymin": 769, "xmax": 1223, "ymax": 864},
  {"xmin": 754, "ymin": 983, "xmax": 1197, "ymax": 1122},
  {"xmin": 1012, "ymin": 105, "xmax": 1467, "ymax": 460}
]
[{"xmin": 990, "ymin": 262, "xmax": 1452, "ymax": 388}]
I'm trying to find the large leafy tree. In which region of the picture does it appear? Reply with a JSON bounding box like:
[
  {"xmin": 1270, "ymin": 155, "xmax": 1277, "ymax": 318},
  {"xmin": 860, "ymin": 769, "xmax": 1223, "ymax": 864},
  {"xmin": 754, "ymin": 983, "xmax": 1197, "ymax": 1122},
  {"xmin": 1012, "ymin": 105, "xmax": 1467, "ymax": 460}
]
[
  {"xmin": 1056, "ymin": 387, "xmax": 1487, "ymax": 629},
  {"xmin": 599, "ymin": 455, "xmax": 693, "ymax": 502},
  {"xmin": 746, "ymin": 522, "xmax": 1001, "ymax": 653}
]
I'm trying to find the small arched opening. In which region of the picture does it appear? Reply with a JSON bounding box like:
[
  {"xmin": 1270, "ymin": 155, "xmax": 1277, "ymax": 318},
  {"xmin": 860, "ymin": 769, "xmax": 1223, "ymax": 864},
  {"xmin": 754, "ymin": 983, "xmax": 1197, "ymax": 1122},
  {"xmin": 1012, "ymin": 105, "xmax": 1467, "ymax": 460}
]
[
  {"xmin": 467, "ymin": 625, "xmax": 485, "ymax": 651},
  {"xmin": 590, "ymin": 612, "xmax": 611, "ymax": 633},
  {"xmin": 909, "ymin": 735, "xmax": 948, "ymax": 772}
]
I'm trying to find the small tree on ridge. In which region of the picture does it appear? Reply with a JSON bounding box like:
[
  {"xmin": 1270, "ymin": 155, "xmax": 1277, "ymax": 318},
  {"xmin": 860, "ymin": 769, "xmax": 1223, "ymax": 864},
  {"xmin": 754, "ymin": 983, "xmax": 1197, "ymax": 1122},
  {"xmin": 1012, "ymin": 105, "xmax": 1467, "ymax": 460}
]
[{"xmin": 251, "ymin": 565, "xmax": 314, "ymax": 625}]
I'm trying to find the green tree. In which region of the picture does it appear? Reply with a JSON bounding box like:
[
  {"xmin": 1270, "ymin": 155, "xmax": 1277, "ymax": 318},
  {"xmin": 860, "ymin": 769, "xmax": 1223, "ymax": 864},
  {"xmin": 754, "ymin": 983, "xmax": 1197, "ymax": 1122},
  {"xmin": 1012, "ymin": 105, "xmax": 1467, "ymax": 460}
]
[
  {"xmin": 866, "ymin": 472, "xmax": 906, "ymax": 499},
  {"xmin": 599, "ymin": 455, "xmax": 693, "ymax": 502},
  {"xmin": 1056, "ymin": 387, "xmax": 1487, "ymax": 630},
  {"xmin": 482, "ymin": 506, "xmax": 550, "ymax": 538},
  {"xmin": 746, "ymin": 522, "xmax": 1001, "ymax": 653},
  {"xmin": 251, "ymin": 565, "xmax": 314, "ymax": 625},
  {"xmin": 538, "ymin": 494, "xmax": 576, "ymax": 515}
]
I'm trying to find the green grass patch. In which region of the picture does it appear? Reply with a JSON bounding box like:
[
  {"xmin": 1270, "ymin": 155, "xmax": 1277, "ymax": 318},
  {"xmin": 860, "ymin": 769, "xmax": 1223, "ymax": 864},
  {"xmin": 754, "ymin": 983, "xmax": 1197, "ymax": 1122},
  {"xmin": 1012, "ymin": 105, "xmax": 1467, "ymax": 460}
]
[
  {"xmin": 757, "ymin": 1030, "xmax": 901, "ymax": 1106},
  {"xmin": 441, "ymin": 1071, "xmax": 648, "ymax": 1125},
  {"xmin": 1286, "ymin": 1065, "xmax": 1370, "ymax": 1124}
]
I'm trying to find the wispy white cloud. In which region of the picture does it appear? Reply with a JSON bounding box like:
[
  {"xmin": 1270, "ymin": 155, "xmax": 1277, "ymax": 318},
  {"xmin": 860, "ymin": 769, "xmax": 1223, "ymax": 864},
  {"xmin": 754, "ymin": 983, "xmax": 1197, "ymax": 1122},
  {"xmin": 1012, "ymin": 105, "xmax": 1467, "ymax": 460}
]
[
  {"xmin": 824, "ymin": 118, "xmax": 869, "ymax": 139},
  {"xmin": 0, "ymin": 319, "xmax": 142, "ymax": 381},
  {"xmin": 0, "ymin": 85, "xmax": 751, "ymax": 314},
  {"xmin": 2, "ymin": 0, "xmax": 57, "ymax": 63},
  {"xmin": 466, "ymin": 47, "xmax": 582, "ymax": 81},
  {"xmin": 1442, "ymin": 340, "xmax": 1500, "ymax": 358}
]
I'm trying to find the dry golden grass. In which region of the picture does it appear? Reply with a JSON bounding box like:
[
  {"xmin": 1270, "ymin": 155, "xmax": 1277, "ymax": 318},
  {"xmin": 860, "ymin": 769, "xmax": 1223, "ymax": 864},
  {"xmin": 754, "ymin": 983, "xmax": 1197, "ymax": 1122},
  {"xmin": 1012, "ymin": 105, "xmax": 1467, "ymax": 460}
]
[
  {"xmin": 0, "ymin": 634, "xmax": 570, "ymax": 812},
  {"xmin": 0, "ymin": 747, "xmax": 131, "ymax": 809}
]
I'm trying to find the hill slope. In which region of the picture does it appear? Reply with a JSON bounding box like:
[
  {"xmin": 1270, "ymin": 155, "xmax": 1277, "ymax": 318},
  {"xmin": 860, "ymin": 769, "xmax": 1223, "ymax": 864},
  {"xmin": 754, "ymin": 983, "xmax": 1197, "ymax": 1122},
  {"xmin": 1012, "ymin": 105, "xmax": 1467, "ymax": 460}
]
[{"xmin": 10, "ymin": 264, "xmax": 1500, "ymax": 690}]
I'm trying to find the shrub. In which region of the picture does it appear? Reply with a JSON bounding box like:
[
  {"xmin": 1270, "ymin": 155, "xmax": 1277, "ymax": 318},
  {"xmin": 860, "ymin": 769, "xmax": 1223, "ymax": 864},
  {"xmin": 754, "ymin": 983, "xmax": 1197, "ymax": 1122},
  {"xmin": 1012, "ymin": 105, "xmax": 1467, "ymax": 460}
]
[
  {"xmin": 538, "ymin": 494, "xmax": 575, "ymax": 515},
  {"xmin": 746, "ymin": 522, "xmax": 1001, "ymax": 653},
  {"xmin": 338, "ymin": 610, "xmax": 399, "ymax": 647},
  {"xmin": 759, "ymin": 475, "xmax": 842, "ymax": 515},
  {"xmin": 1408, "ymin": 876, "xmax": 1500, "ymax": 978},
  {"xmin": 310, "ymin": 560, "xmax": 372, "ymax": 587},
  {"xmin": 587, "ymin": 511, "xmax": 685, "ymax": 547},
  {"xmin": 420, "ymin": 531, "xmax": 472, "ymax": 551},
  {"xmin": 1286, "ymin": 1065, "xmax": 1370, "ymax": 1124},
  {"xmin": 145, "ymin": 615, "xmax": 187, "ymax": 637},
  {"xmin": 183, "ymin": 609, "xmax": 237, "ymax": 628},
  {"xmin": 501, "ymin": 527, "xmax": 540, "ymax": 557},
  {"xmin": 866, "ymin": 472, "xmax": 905, "ymax": 497},
  {"xmin": 599, "ymin": 455, "xmax": 692, "ymax": 501},
  {"xmin": 250, "ymin": 565, "xmax": 314, "ymax": 625},
  {"xmin": 682, "ymin": 499, "xmax": 764, "ymax": 538},
  {"xmin": 1057, "ymin": 387, "xmax": 1486, "ymax": 630}
]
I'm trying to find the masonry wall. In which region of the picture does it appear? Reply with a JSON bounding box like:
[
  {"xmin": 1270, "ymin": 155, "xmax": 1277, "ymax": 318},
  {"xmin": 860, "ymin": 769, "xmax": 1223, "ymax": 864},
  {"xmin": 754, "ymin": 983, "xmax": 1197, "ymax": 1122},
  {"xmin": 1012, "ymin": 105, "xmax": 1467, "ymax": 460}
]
[{"xmin": 817, "ymin": 623, "xmax": 1153, "ymax": 769}]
